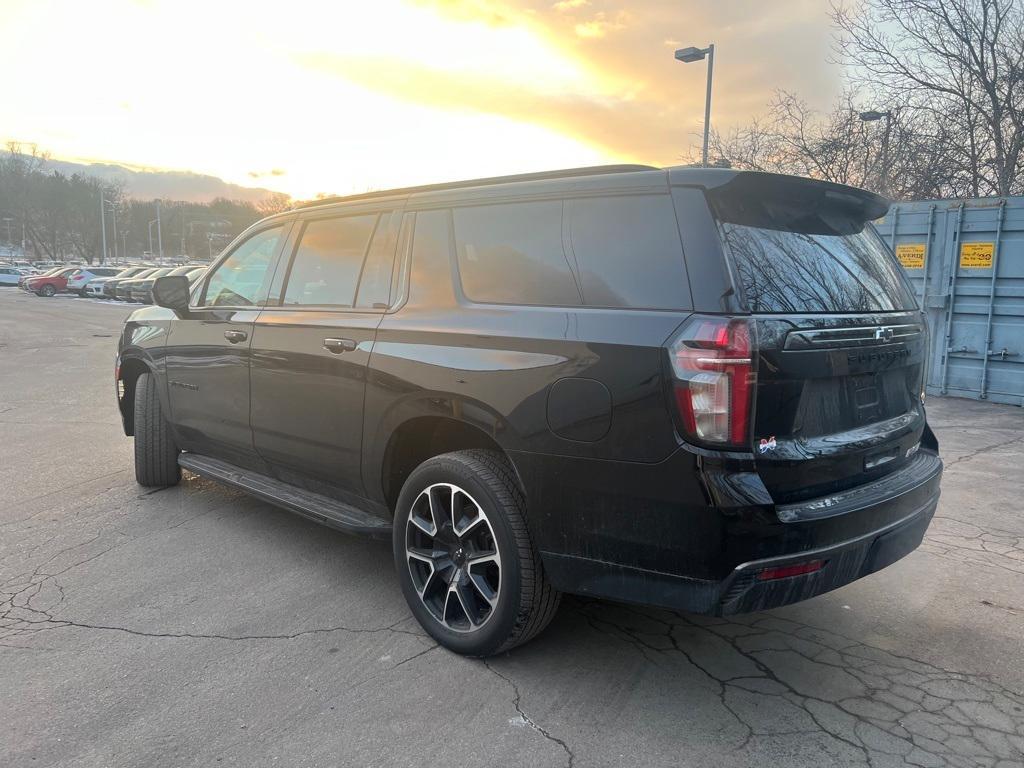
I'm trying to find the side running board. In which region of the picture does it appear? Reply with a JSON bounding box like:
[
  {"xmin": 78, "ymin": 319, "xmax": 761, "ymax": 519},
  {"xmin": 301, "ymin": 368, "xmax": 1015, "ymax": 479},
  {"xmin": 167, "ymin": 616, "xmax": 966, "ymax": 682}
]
[{"xmin": 178, "ymin": 453, "xmax": 391, "ymax": 538}]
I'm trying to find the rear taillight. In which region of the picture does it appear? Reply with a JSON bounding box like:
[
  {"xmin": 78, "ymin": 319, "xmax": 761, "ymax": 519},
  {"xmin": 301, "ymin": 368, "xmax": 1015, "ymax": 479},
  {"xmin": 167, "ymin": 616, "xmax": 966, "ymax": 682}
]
[{"xmin": 668, "ymin": 315, "xmax": 756, "ymax": 448}]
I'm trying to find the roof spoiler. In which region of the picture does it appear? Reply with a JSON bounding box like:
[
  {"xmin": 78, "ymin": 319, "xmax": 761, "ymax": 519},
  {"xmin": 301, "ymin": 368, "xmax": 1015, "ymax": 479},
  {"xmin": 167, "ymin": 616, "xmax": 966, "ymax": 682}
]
[{"xmin": 668, "ymin": 168, "xmax": 890, "ymax": 224}]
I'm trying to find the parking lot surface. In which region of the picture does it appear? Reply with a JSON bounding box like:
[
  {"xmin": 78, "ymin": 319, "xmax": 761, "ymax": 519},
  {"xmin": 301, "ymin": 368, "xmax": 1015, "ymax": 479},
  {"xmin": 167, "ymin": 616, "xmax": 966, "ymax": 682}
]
[{"xmin": 2, "ymin": 289, "xmax": 1023, "ymax": 768}]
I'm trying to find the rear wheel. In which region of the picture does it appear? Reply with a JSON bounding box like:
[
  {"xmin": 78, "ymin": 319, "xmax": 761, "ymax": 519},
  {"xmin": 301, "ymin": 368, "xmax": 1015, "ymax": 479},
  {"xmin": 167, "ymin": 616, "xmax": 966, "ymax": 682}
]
[
  {"xmin": 133, "ymin": 372, "xmax": 181, "ymax": 487},
  {"xmin": 393, "ymin": 449, "xmax": 560, "ymax": 656}
]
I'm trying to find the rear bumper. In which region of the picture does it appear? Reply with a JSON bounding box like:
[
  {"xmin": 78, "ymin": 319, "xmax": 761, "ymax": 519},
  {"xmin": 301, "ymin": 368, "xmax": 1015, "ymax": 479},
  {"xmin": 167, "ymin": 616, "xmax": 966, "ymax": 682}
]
[
  {"xmin": 718, "ymin": 493, "xmax": 935, "ymax": 613},
  {"xmin": 528, "ymin": 447, "xmax": 942, "ymax": 615},
  {"xmin": 542, "ymin": 492, "xmax": 937, "ymax": 615}
]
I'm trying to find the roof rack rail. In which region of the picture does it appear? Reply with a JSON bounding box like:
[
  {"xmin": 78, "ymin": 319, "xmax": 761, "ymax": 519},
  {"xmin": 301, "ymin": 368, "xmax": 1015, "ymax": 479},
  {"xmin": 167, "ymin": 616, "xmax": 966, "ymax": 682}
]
[{"xmin": 296, "ymin": 164, "xmax": 660, "ymax": 209}]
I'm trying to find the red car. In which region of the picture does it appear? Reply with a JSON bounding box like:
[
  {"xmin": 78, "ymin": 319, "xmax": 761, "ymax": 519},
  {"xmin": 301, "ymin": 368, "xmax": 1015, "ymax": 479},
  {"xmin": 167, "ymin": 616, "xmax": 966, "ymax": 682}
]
[
  {"xmin": 17, "ymin": 266, "xmax": 62, "ymax": 288},
  {"xmin": 23, "ymin": 266, "xmax": 80, "ymax": 297}
]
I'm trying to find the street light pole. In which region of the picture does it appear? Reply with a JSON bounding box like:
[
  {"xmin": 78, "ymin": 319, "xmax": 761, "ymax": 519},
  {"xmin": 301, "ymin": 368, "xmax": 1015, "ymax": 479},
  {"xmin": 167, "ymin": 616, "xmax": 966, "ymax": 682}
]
[
  {"xmin": 702, "ymin": 45, "xmax": 715, "ymax": 167},
  {"xmin": 108, "ymin": 201, "xmax": 118, "ymax": 263},
  {"xmin": 859, "ymin": 109, "xmax": 893, "ymax": 197},
  {"xmin": 100, "ymin": 196, "xmax": 108, "ymax": 265},
  {"xmin": 148, "ymin": 219, "xmax": 157, "ymax": 255},
  {"xmin": 156, "ymin": 200, "xmax": 163, "ymax": 261},
  {"xmin": 675, "ymin": 43, "xmax": 716, "ymax": 167},
  {"xmin": 881, "ymin": 111, "xmax": 892, "ymax": 196},
  {"xmin": 121, "ymin": 230, "xmax": 128, "ymax": 263}
]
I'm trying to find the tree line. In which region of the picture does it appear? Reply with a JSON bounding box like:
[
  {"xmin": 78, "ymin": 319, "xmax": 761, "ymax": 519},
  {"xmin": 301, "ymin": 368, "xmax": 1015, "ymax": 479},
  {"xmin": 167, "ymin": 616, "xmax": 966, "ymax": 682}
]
[
  {"xmin": 695, "ymin": 0, "xmax": 1024, "ymax": 201},
  {"xmin": 0, "ymin": 143, "xmax": 291, "ymax": 264}
]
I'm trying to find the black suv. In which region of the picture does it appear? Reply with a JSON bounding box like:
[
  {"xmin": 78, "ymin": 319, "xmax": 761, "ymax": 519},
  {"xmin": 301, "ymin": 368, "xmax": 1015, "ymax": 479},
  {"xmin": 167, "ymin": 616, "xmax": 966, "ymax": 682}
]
[{"xmin": 116, "ymin": 165, "xmax": 942, "ymax": 656}]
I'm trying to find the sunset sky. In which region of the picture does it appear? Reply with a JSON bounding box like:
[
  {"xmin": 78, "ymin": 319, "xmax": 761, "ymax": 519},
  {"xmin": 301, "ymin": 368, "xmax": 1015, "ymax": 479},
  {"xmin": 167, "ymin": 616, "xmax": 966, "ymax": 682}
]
[{"xmin": 1, "ymin": 0, "xmax": 841, "ymax": 200}]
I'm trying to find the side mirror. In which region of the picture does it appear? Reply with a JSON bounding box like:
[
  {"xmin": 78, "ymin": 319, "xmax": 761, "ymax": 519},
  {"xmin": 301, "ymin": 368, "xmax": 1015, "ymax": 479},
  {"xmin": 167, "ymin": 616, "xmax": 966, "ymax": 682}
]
[{"xmin": 152, "ymin": 275, "xmax": 191, "ymax": 314}]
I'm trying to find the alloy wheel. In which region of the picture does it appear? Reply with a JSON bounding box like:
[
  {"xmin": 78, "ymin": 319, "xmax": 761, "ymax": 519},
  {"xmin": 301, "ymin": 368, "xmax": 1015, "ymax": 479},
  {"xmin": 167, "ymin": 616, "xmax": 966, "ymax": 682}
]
[{"xmin": 405, "ymin": 483, "xmax": 501, "ymax": 632}]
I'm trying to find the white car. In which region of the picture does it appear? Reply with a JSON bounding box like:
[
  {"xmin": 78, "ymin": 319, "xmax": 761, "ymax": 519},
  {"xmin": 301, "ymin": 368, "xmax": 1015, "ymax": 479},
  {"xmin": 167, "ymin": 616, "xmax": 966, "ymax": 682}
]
[
  {"xmin": 0, "ymin": 266, "xmax": 28, "ymax": 286},
  {"xmin": 84, "ymin": 266, "xmax": 152, "ymax": 298},
  {"xmin": 67, "ymin": 266, "xmax": 123, "ymax": 296},
  {"xmin": 84, "ymin": 280, "xmax": 109, "ymax": 298}
]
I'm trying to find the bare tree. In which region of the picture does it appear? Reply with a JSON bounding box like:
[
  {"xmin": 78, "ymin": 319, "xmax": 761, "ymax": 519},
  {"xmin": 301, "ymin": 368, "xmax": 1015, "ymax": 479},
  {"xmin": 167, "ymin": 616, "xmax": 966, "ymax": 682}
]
[
  {"xmin": 1, "ymin": 144, "xmax": 275, "ymax": 262},
  {"xmin": 832, "ymin": 0, "xmax": 1024, "ymax": 196},
  {"xmin": 256, "ymin": 192, "xmax": 292, "ymax": 218},
  {"xmin": 707, "ymin": 89, "xmax": 941, "ymax": 195}
]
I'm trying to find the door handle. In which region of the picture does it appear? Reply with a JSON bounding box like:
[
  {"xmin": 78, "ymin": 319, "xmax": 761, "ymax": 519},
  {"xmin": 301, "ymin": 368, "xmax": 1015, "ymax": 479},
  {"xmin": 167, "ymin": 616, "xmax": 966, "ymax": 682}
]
[
  {"xmin": 224, "ymin": 330, "xmax": 248, "ymax": 343},
  {"xmin": 323, "ymin": 337, "xmax": 357, "ymax": 354}
]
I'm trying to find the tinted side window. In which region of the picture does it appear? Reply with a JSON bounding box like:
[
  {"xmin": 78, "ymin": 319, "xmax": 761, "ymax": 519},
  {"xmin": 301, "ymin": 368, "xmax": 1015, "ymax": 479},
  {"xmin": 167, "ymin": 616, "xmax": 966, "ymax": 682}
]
[
  {"xmin": 568, "ymin": 195, "xmax": 690, "ymax": 309},
  {"xmin": 453, "ymin": 200, "xmax": 581, "ymax": 306},
  {"xmin": 200, "ymin": 226, "xmax": 283, "ymax": 307},
  {"xmin": 355, "ymin": 211, "xmax": 400, "ymax": 309},
  {"xmin": 407, "ymin": 209, "xmax": 454, "ymax": 307},
  {"xmin": 283, "ymin": 214, "xmax": 378, "ymax": 307}
]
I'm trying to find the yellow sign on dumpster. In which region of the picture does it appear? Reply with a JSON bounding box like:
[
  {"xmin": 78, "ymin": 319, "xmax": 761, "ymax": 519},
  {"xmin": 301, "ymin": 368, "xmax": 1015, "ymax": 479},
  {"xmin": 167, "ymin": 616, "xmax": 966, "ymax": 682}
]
[
  {"xmin": 896, "ymin": 243, "xmax": 926, "ymax": 269},
  {"xmin": 960, "ymin": 242, "xmax": 995, "ymax": 269}
]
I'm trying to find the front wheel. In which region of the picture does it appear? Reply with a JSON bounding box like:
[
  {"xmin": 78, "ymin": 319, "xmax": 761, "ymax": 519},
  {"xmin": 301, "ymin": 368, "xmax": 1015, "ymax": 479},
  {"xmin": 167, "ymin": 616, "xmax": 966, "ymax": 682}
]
[
  {"xmin": 133, "ymin": 372, "xmax": 181, "ymax": 487},
  {"xmin": 38, "ymin": 284, "xmax": 56, "ymax": 297},
  {"xmin": 393, "ymin": 450, "xmax": 560, "ymax": 656}
]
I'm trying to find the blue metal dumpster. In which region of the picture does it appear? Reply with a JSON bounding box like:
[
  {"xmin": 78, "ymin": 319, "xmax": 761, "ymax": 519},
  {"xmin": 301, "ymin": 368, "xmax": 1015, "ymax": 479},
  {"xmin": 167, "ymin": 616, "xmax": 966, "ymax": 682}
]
[{"xmin": 875, "ymin": 197, "xmax": 1024, "ymax": 407}]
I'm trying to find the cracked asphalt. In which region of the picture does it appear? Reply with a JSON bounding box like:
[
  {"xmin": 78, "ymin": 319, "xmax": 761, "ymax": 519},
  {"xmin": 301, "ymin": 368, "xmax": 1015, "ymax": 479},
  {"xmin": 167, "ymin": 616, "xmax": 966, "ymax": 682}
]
[{"xmin": 2, "ymin": 289, "xmax": 1023, "ymax": 768}]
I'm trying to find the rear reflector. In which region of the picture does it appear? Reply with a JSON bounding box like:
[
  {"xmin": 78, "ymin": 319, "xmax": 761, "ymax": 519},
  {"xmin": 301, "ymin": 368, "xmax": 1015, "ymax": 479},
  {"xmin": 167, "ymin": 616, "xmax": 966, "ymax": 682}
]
[{"xmin": 756, "ymin": 560, "xmax": 825, "ymax": 581}]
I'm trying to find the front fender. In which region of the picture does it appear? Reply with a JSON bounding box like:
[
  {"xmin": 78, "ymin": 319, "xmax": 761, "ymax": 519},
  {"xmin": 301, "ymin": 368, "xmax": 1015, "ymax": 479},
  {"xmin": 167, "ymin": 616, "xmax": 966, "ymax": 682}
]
[{"xmin": 117, "ymin": 307, "xmax": 175, "ymax": 435}]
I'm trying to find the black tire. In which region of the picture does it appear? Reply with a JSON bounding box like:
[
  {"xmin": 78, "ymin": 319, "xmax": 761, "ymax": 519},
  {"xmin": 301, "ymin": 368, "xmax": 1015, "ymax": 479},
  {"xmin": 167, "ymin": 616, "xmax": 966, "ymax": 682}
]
[
  {"xmin": 39, "ymin": 284, "xmax": 55, "ymax": 297},
  {"xmin": 393, "ymin": 449, "xmax": 560, "ymax": 656},
  {"xmin": 133, "ymin": 372, "xmax": 181, "ymax": 487}
]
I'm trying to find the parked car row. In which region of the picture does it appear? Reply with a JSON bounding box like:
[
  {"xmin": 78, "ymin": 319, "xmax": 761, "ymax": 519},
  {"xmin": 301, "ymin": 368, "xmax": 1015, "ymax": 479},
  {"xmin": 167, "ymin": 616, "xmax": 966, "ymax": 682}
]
[
  {"xmin": 16, "ymin": 264, "xmax": 206, "ymax": 303},
  {"xmin": 102, "ymin": 266, "xmax": 207, "ymax": 303}
]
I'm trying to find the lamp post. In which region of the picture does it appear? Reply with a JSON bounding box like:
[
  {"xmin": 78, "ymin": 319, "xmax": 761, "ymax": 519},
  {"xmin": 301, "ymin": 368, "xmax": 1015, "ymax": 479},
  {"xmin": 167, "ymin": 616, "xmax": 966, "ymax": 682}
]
[
  {"xmin": 148, "ymin": 219, "xmax": 157, "ymax": 256},
  {"xmin": 100, "ymin": 196, "xmax": 108, "ymax": 264},
  {"xmin": 105, "ymin": 199, "xmax": 119, "ymax": 263},
  {"xmin": 675, "ymin": 43, "xmax": 715, "ymax": 167},
  {"xmin": 155, "ymin": 200, "xmax": 163, "ymax": 261},
  {"xmin": 859, "ymin": 109, "xmax": 893, "ymax": 196}
]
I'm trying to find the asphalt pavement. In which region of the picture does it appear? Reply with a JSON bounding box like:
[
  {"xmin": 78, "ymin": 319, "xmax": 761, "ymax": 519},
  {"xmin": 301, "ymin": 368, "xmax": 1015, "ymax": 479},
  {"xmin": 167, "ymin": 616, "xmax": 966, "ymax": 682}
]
[{"xmin": 1, "ymin": 288, "xmax": 1023, "ymax": 768}]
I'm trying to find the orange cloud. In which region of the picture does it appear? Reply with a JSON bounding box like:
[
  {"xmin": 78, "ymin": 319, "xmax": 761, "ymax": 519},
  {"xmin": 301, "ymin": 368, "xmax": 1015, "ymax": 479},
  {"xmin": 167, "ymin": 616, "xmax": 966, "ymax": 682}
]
[{"xmin": 1, "ymin": 0, "xmax": 844, "ymax": 197}]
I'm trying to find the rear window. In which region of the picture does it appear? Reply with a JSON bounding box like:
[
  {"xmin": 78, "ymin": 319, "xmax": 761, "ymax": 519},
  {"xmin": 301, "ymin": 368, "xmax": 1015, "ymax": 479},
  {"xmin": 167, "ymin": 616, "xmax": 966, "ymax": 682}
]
[{"xmin": 710, "ymin": 186, "xmax": 916, "ymax": 313}]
